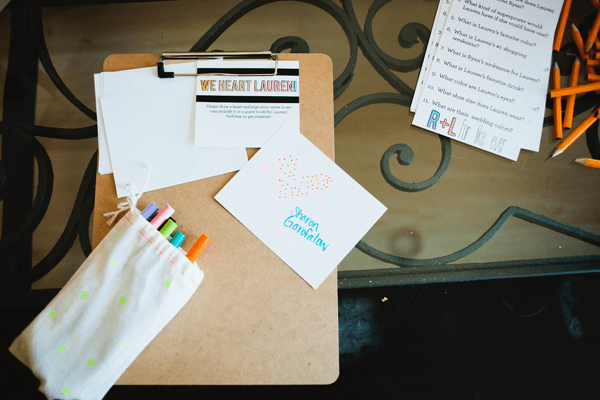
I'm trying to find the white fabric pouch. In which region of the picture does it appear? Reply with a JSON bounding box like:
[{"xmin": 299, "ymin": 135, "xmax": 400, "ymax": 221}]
[{"xmin": 9, "ymin": 209, "xmax": 204, "ymax": 400}]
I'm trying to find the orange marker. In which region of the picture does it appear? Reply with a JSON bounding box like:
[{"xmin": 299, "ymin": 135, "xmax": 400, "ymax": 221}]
[
  {"xmin": 563, "ymin": 58, "xmax": 580, "ymax": 129},
  {"xmin": 553, "ymin": 0, "xmax": 572, "ymax": 52},
  {"xmin": 552, "ymin": 63, "xmax": 562, "ymax": 139},
  {"xmin": 186, "ymin": 234, "xmax": 210, "ymax": 263},
  {"xmin": 552, "ymin": 107, "xmax": 600, "ymax": 158},
  {"xmin": 574, "ymin": 158, "xmax": 600, "ymax": 168}
]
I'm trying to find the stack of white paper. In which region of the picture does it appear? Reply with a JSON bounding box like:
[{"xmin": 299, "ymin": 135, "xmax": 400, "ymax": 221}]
[
  {"xmin": 411, "ymin": 0, "xmax": 564, "ymax": 161},
  {"xmin": 95, "ymin": 62, "xmax": 248, "ymax": 198}
]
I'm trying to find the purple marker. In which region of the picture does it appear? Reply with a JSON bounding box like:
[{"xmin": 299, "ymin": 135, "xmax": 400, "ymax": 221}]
[
  {"xmin": 150, "ymin": 204, "xmax": 174, "ymax": 229},
  {"xmin": 141, "ymin": 202, "xmax": 159, "ymax": 220}
]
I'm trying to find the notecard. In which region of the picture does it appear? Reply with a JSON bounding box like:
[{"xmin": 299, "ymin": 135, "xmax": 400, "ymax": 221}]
[
  {"xmin": 412, "ymin": 0, "xmax": 564, "ymax": 159},
  {"xmin": 215, "ymin": 128, "xmax": 387, "ymax": 289},
  {"xmin": 101, "ymin": 78, "xmax": 248, "ymax": 198},
  {"xmin": 95, "ymin": 62, "xmax": 199, "ymax": 174},
  {"xmin": 195, "ymin": 60, "xmax": 300, "ymax": 148}
]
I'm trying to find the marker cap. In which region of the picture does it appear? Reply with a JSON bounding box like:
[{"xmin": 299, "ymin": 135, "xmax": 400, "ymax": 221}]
[
  {"xmin": 186, "ymin": 234, "xmax": 210, "ymax": 263},
  {"xmin": 141, "ymin": 201, "xmax": 159, "ymax": 220},
  {"xmin": 150, "ymin": 204, "xmax": 175, "ymax": 229},
  {"xmin": 159, "ymin": 218, "xmax": 178, "ymax": 239},
  {"xmin": 170, "ymin": 231, "xmax": 186, "ymax": 248}
]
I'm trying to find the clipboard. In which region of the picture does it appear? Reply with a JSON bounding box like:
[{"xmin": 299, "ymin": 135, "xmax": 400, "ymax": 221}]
[
  {"xmin": 92, "ymin": 53, "xmax": 339, "ymax": 385},
  {"xmin": 157, "ymin": 51, "xmax": 279, "ymax": 77}
]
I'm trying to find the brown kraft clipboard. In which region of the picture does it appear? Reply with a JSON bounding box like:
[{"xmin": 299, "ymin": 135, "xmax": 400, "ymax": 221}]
[{"xmin": 92, "ymin": 53, "xmax": 339, "ymax": 385}]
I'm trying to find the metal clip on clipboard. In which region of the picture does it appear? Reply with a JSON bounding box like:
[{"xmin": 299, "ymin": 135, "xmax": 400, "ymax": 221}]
[{"xmin": 157, "ymin": 51, "xmax": 279, "ymax": 78}]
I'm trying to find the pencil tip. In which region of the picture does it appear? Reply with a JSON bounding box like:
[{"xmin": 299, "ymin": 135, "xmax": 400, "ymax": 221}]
[
  {"xmin": 551, "ymin": 148, "xmax": 562, "ymax": 158},
  {"xmin": 574, "ymin": 158, "xmax": 586, "ymax": 165},
  {"xmin": 586, "ymin": 42, "xmax": 593, "ymax": 53},
  {"xmin": 572, "ymin": 23, "xmax": 578, "ymax": 32},
  {"xmin": 553, "ymin": 62, "xmax": 559, "ymax": 70}
]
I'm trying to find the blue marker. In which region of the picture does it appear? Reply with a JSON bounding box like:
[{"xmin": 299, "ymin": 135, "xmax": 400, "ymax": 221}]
[
  {"xmin": 141, "ymin": 202, "xmax": 159, "ymax": 220},
  {"xmin": 170, "ymin": 231, "xmax": 186, "ymax": 248}
]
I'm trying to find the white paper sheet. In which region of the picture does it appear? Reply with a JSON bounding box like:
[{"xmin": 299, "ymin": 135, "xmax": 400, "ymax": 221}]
[
  {"xmin": 195, "ymin": 60, "xmax": 300, "ymax": 148},
  {"xmin": 412, "ymin": 0, "xmax": 564, "ymax": 158},
  {"xmin": 215, "ymin": 128, "xmax": 387, "ymax": 289},
  {"xmin": 101, "ymin": 78, "xmax": 248, "ymax": 198},
  {"xmin": 96, "ymin": 62, "xmax": 198, "ymax": 174}
]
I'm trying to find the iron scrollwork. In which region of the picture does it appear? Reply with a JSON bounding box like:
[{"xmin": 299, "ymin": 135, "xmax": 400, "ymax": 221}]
[{"xmin": 1, "ymin": 0, "xmax": 599, "ymax": 297}]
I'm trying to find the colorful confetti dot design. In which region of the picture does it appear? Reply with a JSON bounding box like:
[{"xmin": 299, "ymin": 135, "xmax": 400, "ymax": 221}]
[{"xmin": 276, "ymin": 152, "xmax": 334, "ymax": 202}]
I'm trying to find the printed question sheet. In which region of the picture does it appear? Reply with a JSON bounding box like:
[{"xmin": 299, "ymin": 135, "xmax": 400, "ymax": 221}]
[{"xmin": 412, "ymin": 0, "xmax": 564, "ymax": 160}]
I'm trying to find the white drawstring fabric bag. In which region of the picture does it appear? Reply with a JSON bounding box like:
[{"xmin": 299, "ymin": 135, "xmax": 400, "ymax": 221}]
[{"xmin": 8, "ymin": 190, "xmax": 204, "ymax": 400}]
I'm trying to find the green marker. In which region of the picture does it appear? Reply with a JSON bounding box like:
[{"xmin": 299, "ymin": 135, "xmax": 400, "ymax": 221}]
[{"xmin": 159, "ymin": 218, "xmax": 177, "ymax": 239}]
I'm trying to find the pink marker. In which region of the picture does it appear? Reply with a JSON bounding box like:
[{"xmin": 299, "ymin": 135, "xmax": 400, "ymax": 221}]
[{"xmin": 150, "ymin": 204, "xmax": 174, "ymax": 229}]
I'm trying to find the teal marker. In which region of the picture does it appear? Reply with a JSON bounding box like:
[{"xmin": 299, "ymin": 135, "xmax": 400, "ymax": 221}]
[
  {"xmin": 170, "ymin": 231, "xmax": 186, "ymax": 248},
  {"xmin": 159, "ymin": 218, "xmax": 177, "ymax": 239}
]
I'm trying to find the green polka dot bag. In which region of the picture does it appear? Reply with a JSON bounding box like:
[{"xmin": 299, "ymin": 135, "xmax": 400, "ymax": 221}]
[{"xmin": 9, "ymin": 189, "xmax": 204, "ymax": 400}]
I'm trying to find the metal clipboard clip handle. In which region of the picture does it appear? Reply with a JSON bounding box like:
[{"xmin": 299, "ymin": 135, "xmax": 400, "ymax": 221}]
[{"xmin": 157, "ymin": 51, "xmax": 279, "ymax": 78}]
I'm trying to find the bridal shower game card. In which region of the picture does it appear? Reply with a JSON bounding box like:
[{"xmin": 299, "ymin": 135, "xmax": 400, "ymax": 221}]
[
  {"xmin": 412, "ymin": 0, "xmax": 564, "ymax": 159},
  {"xmin": 195, "ymin": 59, "xmax": 300, "ymax": 148},
  {"xmin": 215, "ymin": 129, "xmax": 387, "ymax": 289}
]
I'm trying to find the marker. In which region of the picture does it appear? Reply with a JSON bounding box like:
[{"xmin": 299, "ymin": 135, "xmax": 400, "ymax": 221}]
[
  {"xmin": 186, "ymin": 234, "xmax": 210, "ymax": 263},
  {"xmin": 150, "ymin": 204, "xmax": 174, "ymax": 229},
  {"xmin": 141, "ymin": 202, "xmax": 159, "ymax": 220},
  {"xmin": 170, "ymin": 231, "xmax": 186, "ymax": 248},
  {"xmin": 159, "ymin": 219, "xmax": 178, "ymax": 239},
  {"xmin": 157, "ymin": 217, "xmax": 175, "ymax": 231}
]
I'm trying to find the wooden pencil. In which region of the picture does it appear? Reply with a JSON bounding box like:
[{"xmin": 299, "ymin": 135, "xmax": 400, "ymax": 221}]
[
  {"xmin": 552, "ymin": 63, "xmax": 563, "ymax": 139},
  {"xmin": 550, "ymin": 80, "xmax": 600, "ymax": 97},
  {"xmin": 554, "ymin": 0, "xmax": 572, "ymax": 52},
  {"xmin": 552, "ymin": 107, "xmax": 600, "ymax": 157},
  {"xmin": 564, "ymin": 58, "xmax": 580, "ymax": 129},
  {"xmin": 574, "ymin": 158, "xmax": 600, "ymax": 168},
  {"xmin": 585, "ymin": 9, "xmax": 600, "ymax": 52}
]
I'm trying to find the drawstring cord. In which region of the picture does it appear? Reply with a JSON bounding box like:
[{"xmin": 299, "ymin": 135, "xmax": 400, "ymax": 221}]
[{"xmin": 104, "ymin": 165, "xmax": 151, "ymax": 226}]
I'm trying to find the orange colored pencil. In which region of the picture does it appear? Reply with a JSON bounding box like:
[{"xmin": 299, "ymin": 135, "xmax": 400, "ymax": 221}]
[
  {"xmin": 552, "ymin": 63, "xmax": 563, "ymax": 139},
  {"xmin": 550, "ymin": 80, "xmax": 600, "ymax": 97},
  {"xmin": 572, "ymin": 24, "xmax": 588, "ymax": 59},
  {"xmin": 564, "ymin": 58, "xmax": 580, "ymax": 129},
  {"xmin": 585, "ymin": 10, "xmax": 600, "ymax": 53},
  {"xmin": 574, "ymin": 158, "xmax": 600, "ymax": 168},
  {"xmin": 552, "ymin": 107, "xmax": 600, "ymax": 158},
  {"xmin": 586, "ymin": 59, "xmax": 600, "ymax": 66},
  {"xmin": 587, "ymin": 73, "xmax": 600, "ymax": 81},
  {"xmin": 554, "ymin": 0, "xmax": 572, "ymax": 52}
]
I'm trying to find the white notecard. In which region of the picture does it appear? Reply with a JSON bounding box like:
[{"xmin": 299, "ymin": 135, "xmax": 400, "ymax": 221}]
[
  {"xmin": 101, "ymin": 78, "xmax": 248, "ymax": 198},
  {"xmin": 195, "ymin": 60, "xmax": 300, "ymax": 148},
  {"xmin": 412, "ymin": 0, "xmax": 564, "ymax": 158},
  {"xmin": 215, "ymin": 129, "xmax": 387, "ymax": 289}
]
